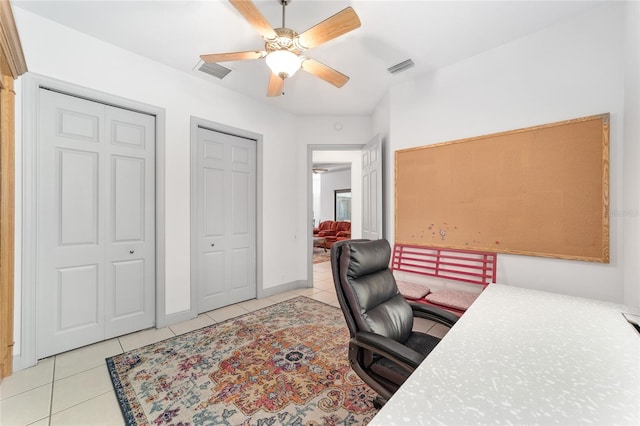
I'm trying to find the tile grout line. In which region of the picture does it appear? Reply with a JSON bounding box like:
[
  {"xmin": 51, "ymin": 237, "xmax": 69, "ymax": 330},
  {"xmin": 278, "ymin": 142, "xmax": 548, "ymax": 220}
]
[
  {"xmin": 47, "ymin": 388, "xmax": 116, "ymax": 422},
  {"xmin": 47, "ymin": 357, "xmax": 56, "ymax": 425}
]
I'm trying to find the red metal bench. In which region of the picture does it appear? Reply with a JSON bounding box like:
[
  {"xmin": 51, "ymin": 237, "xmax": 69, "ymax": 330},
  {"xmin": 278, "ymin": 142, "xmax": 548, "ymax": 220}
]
[{"xmin": 391, "ymin": 244, "xmax": 498, "ymax": 316}]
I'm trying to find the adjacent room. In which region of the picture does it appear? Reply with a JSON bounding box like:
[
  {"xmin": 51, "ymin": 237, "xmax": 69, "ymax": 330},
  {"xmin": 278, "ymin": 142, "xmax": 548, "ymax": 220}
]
[
  {"xmin": 0, "ymin": 0, "xmax": 639, "ymax": 424},
  {"xmin": 311, "ymin": 149, "xmax": 360, "ymax": 263}
]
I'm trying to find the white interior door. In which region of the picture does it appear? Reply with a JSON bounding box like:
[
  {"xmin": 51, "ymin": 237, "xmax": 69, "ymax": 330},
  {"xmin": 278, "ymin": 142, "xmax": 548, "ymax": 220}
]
[
  {"xmin": 37, "ymin": 89, "xmax": 155, "ymax": 358},
  {"xmin": 104, "ymin": 104, "xmax": 156, "ymax": 338},
  {"xmin": 362, "ymin": 135, "xmax": 383, "ymax": 240},
  {"xmin": 194, "ymin": 127, "xmax": 256, "ymax": 313}
]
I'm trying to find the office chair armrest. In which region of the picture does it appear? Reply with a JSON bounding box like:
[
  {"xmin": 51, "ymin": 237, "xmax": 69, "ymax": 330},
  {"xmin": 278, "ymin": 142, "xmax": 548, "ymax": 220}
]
[
  {"xmin": 353, "ymin": 331, "xmax": 424, "ymax": 370},
  {"xmin": 409, "ymin": 302, "xmax": 459, "ymax": 328}
]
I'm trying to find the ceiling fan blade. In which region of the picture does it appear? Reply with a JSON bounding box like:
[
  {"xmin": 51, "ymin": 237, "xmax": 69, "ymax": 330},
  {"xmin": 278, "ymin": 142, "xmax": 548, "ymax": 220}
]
[
  {"xmin": 267, "ymin": 73, "xmax": 284, "ymax": 97},
  {"xmin": 297, "ymin": 7, "xmax": 361, "ymax": 50},
  {"xmin": 301, "ymin": 58, "xmax": 349, "ymax": 88},
  {"xmin": 200, "ymin": 50, "xmax": 266, "ymax": 63},
  {"xmin": 229, "ymin": 0, "xmax": 277, "ymax": 41}
]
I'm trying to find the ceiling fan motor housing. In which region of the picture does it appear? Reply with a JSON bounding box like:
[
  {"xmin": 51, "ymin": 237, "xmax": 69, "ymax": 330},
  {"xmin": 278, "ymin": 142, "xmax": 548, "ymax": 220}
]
[{"xmin": 266, "ymin": 28, "xmax": 303, "ymax": 54}]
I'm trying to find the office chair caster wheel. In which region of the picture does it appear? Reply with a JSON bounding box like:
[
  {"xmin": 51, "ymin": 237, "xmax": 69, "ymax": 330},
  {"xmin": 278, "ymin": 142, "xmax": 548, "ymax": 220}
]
[{"xmin": 373, "ymin": 396, "xmax": 386, "ymax": 409}]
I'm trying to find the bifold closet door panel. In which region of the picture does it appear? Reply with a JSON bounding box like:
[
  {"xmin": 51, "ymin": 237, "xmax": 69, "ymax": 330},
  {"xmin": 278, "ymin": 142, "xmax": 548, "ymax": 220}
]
[{"xmin": 104, "ymin": 104, "xmax": 155, "ymax": 339}]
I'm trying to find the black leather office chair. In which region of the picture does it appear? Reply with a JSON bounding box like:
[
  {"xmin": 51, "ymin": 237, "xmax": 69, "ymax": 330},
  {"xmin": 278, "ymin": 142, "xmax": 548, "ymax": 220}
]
[{"xmin": 330, "ymin": 239, "xmax": 459, "ymax": 406}]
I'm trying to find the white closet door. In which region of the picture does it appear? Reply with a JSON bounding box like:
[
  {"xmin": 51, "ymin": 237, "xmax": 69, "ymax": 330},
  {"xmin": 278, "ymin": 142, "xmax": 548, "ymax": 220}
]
[
  {"xmin": 37, "ymin": 89, "xmax": 155, "ymax": 358},
  {"xmin": 104, "ymin": 105, "xmax": 155, "ymax": 338},
  {"xmin": 195, "ymin": 127, "xmax": 256, "ymax": 313}
]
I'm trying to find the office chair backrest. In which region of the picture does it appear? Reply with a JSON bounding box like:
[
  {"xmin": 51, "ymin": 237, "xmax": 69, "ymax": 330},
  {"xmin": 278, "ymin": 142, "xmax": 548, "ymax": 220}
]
[{"xmin": 332, "ymin": 239, "xmax": 414, "ymax": 344}]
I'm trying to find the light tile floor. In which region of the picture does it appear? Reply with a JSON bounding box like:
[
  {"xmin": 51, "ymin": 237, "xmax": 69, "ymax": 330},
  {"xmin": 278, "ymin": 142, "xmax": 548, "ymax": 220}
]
[{"xmin": 0, "ymin": 260, "xmax": 446, "ymax": 425}]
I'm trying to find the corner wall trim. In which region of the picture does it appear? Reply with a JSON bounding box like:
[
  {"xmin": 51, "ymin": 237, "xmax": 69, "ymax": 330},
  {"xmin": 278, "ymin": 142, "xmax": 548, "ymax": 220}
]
[
  {"xmin": 158, "ymin": 309, "xmax": 196, "ymax": 329},
  {"xmin": 259, "ymin": 280, "xmax": 308, "ymax": 298}
]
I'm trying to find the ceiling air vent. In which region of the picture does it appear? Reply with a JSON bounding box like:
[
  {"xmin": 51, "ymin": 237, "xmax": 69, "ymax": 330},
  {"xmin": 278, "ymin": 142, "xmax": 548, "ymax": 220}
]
[
  {"xmin": 387, "ymin": 59, "xmax": 415, "ymax": 75},
  {"xmin": 198, "ymin": 62, "xmax": 232, "ymax": 80}
]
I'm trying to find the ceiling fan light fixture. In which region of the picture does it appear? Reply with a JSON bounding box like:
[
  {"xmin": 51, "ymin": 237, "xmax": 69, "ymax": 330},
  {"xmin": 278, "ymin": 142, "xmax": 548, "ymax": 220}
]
[
  {"xmin": 265, "ymin": 49, "xmax": 301, "ymax": 79},
  {"xmin": 201, "ymin": 0, "xmax": 361, "ymax": 96}
]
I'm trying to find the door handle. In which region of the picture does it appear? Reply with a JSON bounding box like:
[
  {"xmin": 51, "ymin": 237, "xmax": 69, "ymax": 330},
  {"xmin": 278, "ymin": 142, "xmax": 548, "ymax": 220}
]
[{"xmin": 129, "ymin": 250, "xmax": 135, "ymax": 254}]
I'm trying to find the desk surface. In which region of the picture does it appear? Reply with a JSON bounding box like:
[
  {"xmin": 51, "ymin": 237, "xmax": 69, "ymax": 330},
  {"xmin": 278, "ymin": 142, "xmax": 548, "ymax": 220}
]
[{"xmin": 370, "ymin": 284, "xmax": 640, "ymax": 425}]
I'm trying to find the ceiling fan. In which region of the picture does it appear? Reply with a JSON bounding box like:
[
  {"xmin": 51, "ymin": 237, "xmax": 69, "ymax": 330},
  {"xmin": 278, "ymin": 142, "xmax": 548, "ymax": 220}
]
[{"xmin": 200, "ymin": 0, "xmax": 361, "ymax": 97}]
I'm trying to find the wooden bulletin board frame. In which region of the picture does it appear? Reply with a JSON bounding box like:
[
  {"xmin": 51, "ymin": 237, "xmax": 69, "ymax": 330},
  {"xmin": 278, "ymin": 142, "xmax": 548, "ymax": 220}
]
[{"xmin": 395, "ymin": 114, "xmax": 610, "ymax": 263}]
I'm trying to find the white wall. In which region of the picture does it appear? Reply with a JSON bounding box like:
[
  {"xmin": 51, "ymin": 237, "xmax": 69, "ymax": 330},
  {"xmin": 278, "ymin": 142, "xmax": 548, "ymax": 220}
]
[
  {"xmin": 296, "ymin": 116, "xmax": 372, "ymax": 147},
  {"xmin": 382, "ymin": 2, "xmax": 633, "ymax": 304},
  {"xmin": 622, "ymin": 0, "xmax": 640, "ymax": 308},
  {"xmin": 12, "ymin": 9, "xmax": 306, "ymax": 359},
  {"xmin": 312, "ymin": 173, "xmax": 321, "ymax": 226},
  {"xmin": 319, "ymin": 169, "xmax": 351, "ymax": 223}
]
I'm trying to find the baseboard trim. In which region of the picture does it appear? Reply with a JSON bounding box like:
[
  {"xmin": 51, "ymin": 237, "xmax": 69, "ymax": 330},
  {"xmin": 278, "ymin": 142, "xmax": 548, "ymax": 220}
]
[
  {"xmin": 9, "ymin": 281, "xmax": 311, "ymax": 374},
  {"xmin": 157, "ymin": 309, "xmax": 197, "ymax": 329},
  {"xmin": 159, "ymin": 279, "xmax": 310, "ymax": 328},
  {"xmin": 259, "ymin": 280, "xmax": 310, "ymax": 298},
  {"xmin": 11, "ymin": 352, "xmax": 32, "ymax": 373}
]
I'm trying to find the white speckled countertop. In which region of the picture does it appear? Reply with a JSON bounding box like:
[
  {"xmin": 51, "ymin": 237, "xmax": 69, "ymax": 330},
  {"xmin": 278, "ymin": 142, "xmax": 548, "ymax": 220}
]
[{"xmin": 370, "ymin": 284, "xmax": 640, "ymax": 425}]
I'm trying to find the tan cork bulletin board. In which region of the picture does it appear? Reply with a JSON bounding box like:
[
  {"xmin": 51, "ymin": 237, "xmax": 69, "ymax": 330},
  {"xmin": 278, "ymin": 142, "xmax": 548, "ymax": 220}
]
[{"xmin": 395, "ymin": 114, "xmax": 610, "ymax": 263}]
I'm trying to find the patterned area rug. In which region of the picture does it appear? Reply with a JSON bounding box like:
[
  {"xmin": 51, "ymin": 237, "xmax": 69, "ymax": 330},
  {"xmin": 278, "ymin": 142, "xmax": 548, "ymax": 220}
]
[
  {"xmin": 106, "ymin": 296, "xmax": 378, "ymax": 425},
  {"xmin": 313, "ymin": 247, "xmax": 331, "ymax": 264}
]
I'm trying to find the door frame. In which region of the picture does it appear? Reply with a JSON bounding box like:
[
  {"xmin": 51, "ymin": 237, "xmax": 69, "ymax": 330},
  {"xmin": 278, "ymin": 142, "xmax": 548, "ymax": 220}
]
[
  {"xmin": 306, "ymin": 144, "xmax": 364, "ymax": 284},
  {"xmin": 189, "ymin": 116, "xmax": 263, "ymax": 315},
  {"xmin": 20, "ymin": 73, "xmax": 166, "ymax": 369},
  {"xmin": 361, "ymin": 135, "xmax": 384, "ymax": 240}
]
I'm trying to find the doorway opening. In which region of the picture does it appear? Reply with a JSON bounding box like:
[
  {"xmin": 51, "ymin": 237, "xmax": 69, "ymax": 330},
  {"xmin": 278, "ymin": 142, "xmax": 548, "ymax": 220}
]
[
  {"xmin": 307, "ymin": 137, "xmax": 383, "ymax": 291},
  {"xmin": 307, "ymin": 146, "xmax": 362, "ymax": 285}
]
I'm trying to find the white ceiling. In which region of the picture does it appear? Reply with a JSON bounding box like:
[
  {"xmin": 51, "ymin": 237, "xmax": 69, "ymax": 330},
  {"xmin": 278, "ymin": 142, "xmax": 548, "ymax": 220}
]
[{"xmin": 13, "ymin": 0, "xmax": 606, "ymax": 115}]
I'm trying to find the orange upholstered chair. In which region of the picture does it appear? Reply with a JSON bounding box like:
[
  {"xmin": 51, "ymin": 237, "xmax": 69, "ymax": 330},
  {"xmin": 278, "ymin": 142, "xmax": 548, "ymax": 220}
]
[{"xmin": 314, "ymin": 220, "xmax": 337, "ymax": 236}]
